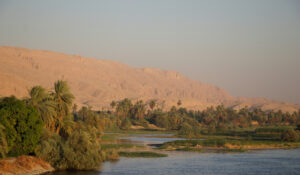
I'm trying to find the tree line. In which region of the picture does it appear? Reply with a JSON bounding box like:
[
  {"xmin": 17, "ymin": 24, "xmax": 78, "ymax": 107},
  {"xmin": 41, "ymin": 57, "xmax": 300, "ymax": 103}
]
[
  {"xmin": 1, "ymin": 80, "xmax": 300, "ymax": 169},
  {"xmin": 104, "ymin": 98, "xmax": 300, "ymax": 137}
]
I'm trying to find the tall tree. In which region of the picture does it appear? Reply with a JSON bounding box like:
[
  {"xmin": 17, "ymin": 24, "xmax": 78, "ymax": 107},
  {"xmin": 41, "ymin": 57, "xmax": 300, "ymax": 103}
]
[
  {"xmin": 52, "ymin": 80, "xmax": 75, "ymax": 134},
  {"xmin": 132, "ymin": 100, "xmax": 146, "ymax": 121},
  {"xmin": 177, "ymin": 100, "xmax": 182, "ymax": 107},
  {"xmin": 116, "ymin": 98, "xmax": 132, "ymax": 119},
  {"xmin": 110, "ymin": 101, "xmax": 116, "ymax": 112},
  {"xmin": 27, "ymin": 86, "xmax": 56, "ymax": 130},
  {"xmin": 149, "ymin": 100, "xmax": 156, "ymax": 111}
]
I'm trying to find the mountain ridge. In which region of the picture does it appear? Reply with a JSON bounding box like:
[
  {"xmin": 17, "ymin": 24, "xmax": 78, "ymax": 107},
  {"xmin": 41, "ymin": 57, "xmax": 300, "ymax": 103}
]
[{"xmin": 0, "ymin": 46, "xmax": 299, "ymax": 112}]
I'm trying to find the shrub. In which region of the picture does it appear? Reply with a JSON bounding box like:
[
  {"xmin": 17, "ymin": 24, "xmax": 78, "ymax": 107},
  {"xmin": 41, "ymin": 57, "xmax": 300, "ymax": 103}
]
[
  {"xmin": 35, "ymin": 132, "xmax": 66, "ymax": 169},
  {"xmin": 179, "ymin": 122, "xmax": 194, "ymax": 137},
  {"xmin": 281, "ymin": 130, "xmax": 299, "ymax": 142},
  {"xmin": 36, "ymin": 129, "xmax": 104, "ymax": 170},
  {"xmin": 120, "ymin": 118, "xmax": 131, "ymax": 130}
]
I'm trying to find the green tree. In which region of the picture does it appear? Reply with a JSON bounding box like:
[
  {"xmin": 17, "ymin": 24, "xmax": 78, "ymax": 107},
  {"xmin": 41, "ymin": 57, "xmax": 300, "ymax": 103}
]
[
  {"xmin": 149, "ymin": 100, "xmax": 156, "ymax": 111},
  {"xmin": 27, "ymin": 86, "xmax": 56, "ymax": 131},
  {"xmin": 177, "ymin": 100, "xmax": 182, "ymax": 107},
  {"xmin": 0, "ymin": 96, "xmax": 44, "ymax": 156},
  {"xmin": 178, "ymin": 122, "xmax": 193, "ymax": 138},
  {"xmin": 132, "ymin": 100, "xmax": 146, "ymax": 121},
  {"xmin": 110, "ymin": 101, "xmax": 116, "ymax": 110},
  {"xmin": 52, "ymin": 80, "xmax": 75, "ymax": 134},
  {"xmin": 154, "ymin": 114, "xmax": 170, "ymax": 129},
  {"xmin": 116, "ymin": 98, "xmax": 132, "ymax": 119}
]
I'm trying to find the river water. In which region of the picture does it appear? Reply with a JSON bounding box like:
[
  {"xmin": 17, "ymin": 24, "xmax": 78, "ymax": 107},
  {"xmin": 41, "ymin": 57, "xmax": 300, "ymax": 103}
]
[{"xmin": 50, "ymin": 134, "xmax": 300, "ymax": 175}]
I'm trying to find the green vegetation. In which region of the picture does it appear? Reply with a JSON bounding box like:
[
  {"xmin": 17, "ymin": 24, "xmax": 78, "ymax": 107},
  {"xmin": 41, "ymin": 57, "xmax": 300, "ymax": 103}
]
[
  {"xmin": 0, "ymin": 79, "xmax": 300, "ymax": 170},
  {"xmin": 0, "ymin": 124, "xmax": 8, "ymax": 158},
  {"xmin": 159, "ymin": 137, "xmax": 300, "ymax": 153},
  {"xmin": 118, "ymin": 151, "xmax": 167, "ymax": 158},
  {"xmin": 0, "ymin": 96, "xmax": 43, "ymax": 156},
  {"xmin": 0, "ymin": 81, "xmax": 117, "ymax": 170}
]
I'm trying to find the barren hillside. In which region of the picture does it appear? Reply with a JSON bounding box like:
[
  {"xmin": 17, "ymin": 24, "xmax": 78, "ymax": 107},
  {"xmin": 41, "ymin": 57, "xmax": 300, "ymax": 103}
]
[{"xmin": 0, "ymin": 46, "xmax": 299, "ymax": 112}]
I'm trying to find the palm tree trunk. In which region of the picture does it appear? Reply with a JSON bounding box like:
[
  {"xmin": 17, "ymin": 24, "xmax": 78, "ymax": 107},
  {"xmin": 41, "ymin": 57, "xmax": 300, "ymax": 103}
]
[{"xmin": 56, "ymin": 126, "xmax": 61, "ymax": 134}]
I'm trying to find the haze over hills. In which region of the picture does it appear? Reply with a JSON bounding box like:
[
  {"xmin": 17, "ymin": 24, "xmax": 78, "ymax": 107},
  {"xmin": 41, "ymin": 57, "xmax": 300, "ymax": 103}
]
[{"xmin": 0, "ymin": 46, "xmax": 299, "ymax": 112}]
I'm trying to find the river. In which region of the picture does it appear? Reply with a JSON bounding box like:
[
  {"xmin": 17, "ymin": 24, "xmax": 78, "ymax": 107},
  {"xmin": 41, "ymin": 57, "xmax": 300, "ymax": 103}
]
[{"xmin": 50, "ymin": 134, "xmax": 300, "ymax": 175}]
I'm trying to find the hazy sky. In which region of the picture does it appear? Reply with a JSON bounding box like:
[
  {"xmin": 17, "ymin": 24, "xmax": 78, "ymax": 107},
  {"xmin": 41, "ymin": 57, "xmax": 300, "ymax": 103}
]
[{"xmin": 0, "ymin": 0, "xmax": 300, "ymax": 104}]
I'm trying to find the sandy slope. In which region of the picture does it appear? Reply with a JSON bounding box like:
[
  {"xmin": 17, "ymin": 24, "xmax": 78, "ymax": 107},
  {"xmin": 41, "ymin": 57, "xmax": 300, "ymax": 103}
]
[
  {"xmin": 0, "ymin": 156, "xmax": 54, "ymax": 175},
  {"xmin": 0, "ymin": 46, "xmax": 299, "ymax": 112}
]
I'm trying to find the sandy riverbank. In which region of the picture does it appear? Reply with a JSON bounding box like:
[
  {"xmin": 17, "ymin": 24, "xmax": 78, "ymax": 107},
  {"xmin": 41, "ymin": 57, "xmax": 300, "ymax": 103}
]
[{"xmin": 0, "ymin": 156, "xmax": 54, "ymax": 175}]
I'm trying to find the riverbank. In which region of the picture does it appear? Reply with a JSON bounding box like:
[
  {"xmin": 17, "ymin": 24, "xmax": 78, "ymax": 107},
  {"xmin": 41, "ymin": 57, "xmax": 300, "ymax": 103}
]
[
  {"xmin": 101, "ymin": 131, "xmax": 300, "ymax": 154},
  {"xmin": 158, "ymin": 139, "xmax": 300, "ymax": 153},
  {"xmin": 0, "ymin": 156, "xmax": 54, "ymax": 175}
]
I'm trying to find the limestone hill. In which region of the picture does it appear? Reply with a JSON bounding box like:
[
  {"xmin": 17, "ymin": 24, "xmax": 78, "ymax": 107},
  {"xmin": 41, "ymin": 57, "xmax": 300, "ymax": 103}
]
[{"xmin": 0, "ymin": 46, "xmax": 299, "ymax": 112}]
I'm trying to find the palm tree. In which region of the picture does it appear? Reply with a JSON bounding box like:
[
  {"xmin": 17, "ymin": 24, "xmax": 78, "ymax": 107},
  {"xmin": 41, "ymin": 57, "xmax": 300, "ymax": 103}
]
[
  {"xmin": 177, "ymin": 100, "xmax": 182, "ymax": 107},
  {"xmin": 110, "ymin": 101, "xmax": 116, "ymax": 112},
  {"xmin": 27, "ymin": 86, "xmax": 56, "ymax": 130},
  {"xmin": 116, "ymin": 98, "xmax": 132, "ymax": 119},
  {"xmin": 132, "ymin": 100, "xmax": 146, "ymax": 121},
  {"xmin": 52, "ymin": 80, "xmax": 75, "ymax": 134},
  {"xmin": 149, "ymin": 100, "xmax": 156, "ymax": 111},
  {"xmin": 59, "ymin": 114, "xmax": 75, "ymax": 139}
]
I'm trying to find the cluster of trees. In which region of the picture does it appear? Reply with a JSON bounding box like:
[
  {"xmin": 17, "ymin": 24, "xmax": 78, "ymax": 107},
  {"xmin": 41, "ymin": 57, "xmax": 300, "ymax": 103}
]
[
  {"xmin": 0, "ymin": 96, "xmax": 43, "ymax": 157},
  {"xmin": 102, "ymin": 99, "xmax": 300, "ymax": 138},
  {"xmin": 107, "ymin": 99, "xmax": 200, "ymax": 137},
  {"xmin": 187, "ymin": 105, "xmax": 300, "ymax": 131},
  {"xmin": 0, "ymin": 80, "xmax": 117, "ymax": 170},
  {"xmin": 1, "ymin": 80, "xmax": 300, "ymax": 168},
  {"xmin": 104, "ymin": 99, "xmax": 300, "ymax": 137}
]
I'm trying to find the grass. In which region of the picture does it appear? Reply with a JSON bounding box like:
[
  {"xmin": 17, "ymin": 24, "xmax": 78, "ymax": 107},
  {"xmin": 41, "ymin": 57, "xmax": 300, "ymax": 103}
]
[
  {"xmin": 184, "ymin": 126, "xmax": 298, "ymax": 142},
  {"xmin": 118, "ymin": 151, "xmax": 168, "ymax": 158},
  {"xmin": 255, "ymin": 126, "xmax": 294, "ymax": 133},
  {"xmin": 159, "ymin": 138, "xmax": 300, "ymax": 152},
  {"xmin": 101, "ymin": 134, "xmax": 119, "ymax": 141},
  {"xmin": 102, "ymin": 127, "xmax": 300, "ymax": 154}
]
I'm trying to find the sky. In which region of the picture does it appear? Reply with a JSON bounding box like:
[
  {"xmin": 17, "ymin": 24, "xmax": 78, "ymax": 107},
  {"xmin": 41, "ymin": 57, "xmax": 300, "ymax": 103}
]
[{"xmin": 0, "ymin": 0, "xmax": 300, "ymax": 104}]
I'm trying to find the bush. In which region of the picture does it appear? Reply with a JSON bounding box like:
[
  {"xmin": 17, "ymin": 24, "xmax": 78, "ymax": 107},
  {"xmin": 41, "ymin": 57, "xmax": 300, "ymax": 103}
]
[
  {"xmin": 36, "ymin": 129, "xmax": 104, "ymax": 170},
  {"xmin": 179, "ymin": 122, "xmax": 194, "ymax": 137},
  {"xmin": 281, "ymin": 130, "xmax": 299, "ymax": 142},
  {"xmin": 120, "ymin": 118, "xmax": 131, "ymax": 130},
  {"xmin": 35, "ymin": 131, "xmax": 66, "ymax": 169}
]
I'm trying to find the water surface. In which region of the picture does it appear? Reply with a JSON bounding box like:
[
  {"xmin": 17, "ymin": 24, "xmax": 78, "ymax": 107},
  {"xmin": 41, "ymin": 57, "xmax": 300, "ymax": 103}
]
[{"xmin": 50, "ymin": 134, "xmax": 300, "ymax": 175}]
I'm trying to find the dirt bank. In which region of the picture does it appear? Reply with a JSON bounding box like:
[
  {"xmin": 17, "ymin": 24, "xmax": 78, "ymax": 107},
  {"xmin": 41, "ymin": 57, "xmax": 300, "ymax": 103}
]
[{"xmin": 0, "ymin": 156, "xmax": 54, "ymax": 175}]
